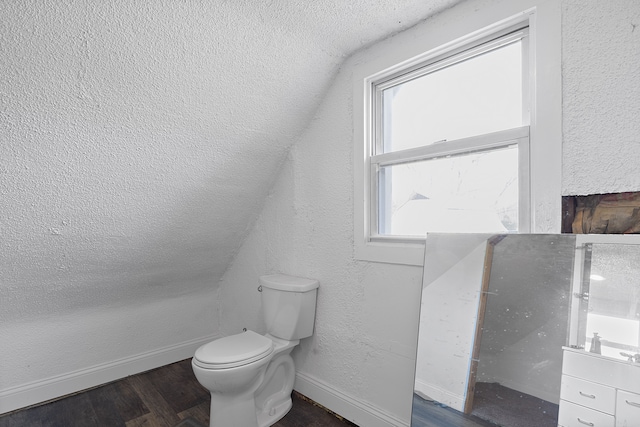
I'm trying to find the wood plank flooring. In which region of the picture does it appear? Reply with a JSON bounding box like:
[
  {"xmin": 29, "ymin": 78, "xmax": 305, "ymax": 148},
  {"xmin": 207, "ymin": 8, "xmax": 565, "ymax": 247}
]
[
  {"xmin": 411, "ymin": 394, "xmax": 497, "ymax": 427},
  {"xmin": 412, "ymin": 384, "xmax": 560, "ymax": 427},
  {"xmin": 0, "ymin": 359, "xmax": 356, "ymax": 427},
  {"xmin": 471, "ymin": 382, "xmax": 558, "ymax": 427}
]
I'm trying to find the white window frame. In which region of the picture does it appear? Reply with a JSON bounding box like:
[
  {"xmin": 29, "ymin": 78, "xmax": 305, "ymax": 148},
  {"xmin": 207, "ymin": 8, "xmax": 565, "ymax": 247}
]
[
  {"xmin": 372, "ymin": 26, "xmax": 531, "ymax": 241},
  {"xmin": 372, "ymin": 128, "xmax": 530, "ymax": 240},
  {"xmin": 353, "ymin": 1, "xmax": 562, "ymax": 266}
]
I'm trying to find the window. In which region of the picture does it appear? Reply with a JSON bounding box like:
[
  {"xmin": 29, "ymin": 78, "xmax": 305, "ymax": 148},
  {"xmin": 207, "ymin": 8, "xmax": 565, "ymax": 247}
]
[
  {"xmin": 353, "ymin": 3, "xmax": 561, "ymax": 265},
  {"xmin": 373, "ymin": 28, "xmax": 530, "ymax": 238}
]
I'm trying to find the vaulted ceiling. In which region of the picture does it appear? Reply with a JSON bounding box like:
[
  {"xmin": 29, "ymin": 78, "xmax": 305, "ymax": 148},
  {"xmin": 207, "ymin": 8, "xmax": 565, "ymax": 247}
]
[{"xmin": 1, "ymin": 0, "xmax": 462, "ymax": 323}]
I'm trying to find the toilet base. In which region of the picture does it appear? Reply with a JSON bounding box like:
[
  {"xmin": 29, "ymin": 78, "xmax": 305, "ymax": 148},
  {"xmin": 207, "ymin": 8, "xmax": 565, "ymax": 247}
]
[
  {"xmin": 209, "ymin": 392, "xmax": 260, "ymax": 427},
  {"xmin": 256, "ymin": 396, "xmax": 292, "ymax": 427},
  {"xmin": 194, "ymin": 334, "xmax": 299, "ymax": 427}
]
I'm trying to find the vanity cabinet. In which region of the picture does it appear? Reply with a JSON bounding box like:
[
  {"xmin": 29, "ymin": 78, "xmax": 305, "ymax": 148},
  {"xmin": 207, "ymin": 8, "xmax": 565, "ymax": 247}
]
[
  {"xmin": 616, "ymin": 390, "xmax": 640, "ymax": 427},
  {"xmin": 559, "ymin": 348, "xmax": 640, "ymax": 427},
  {"xmin": 558, "ymin": 400, "xmax": 614, "ymax": 427}
]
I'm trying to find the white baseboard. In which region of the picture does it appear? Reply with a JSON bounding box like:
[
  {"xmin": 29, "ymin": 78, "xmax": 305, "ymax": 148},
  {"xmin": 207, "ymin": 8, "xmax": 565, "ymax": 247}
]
[
  {"xmin": 0, "ymin": 334, "xmax": 219, "ymax": 415},
  {"xmin": 294, "ymin": 371, "xmax": 409, "ymax": 427}
]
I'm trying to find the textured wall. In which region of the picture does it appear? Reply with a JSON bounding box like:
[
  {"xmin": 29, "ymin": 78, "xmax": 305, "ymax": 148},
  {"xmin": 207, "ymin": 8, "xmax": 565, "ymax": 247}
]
[
  {"xmin": 4, "ymin": 0, "xmax": 638, "ymax": 419},
  {"xmin": 0, "ymin": 0, "xmax": 463, "ymax": 399},
  {"xmin": 0, "ymin": 292, "xmax": 214, "ymax": 388},
  {"xmin": 562, "ymin": 0, "xmax": 640, "ymax": 195},
  {"xmin": 218, "ymin": 0, "xmax": 640, "ymax": 425},
  {"xmin": 218, "ymin": 50, "xmax": 424, "ymax": 423}
]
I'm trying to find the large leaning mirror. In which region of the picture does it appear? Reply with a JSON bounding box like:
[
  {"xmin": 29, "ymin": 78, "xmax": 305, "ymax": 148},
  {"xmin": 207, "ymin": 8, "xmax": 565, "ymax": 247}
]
[{"xmin": 411, "ymin": 233, "xmax": 640, "ymax": 427}]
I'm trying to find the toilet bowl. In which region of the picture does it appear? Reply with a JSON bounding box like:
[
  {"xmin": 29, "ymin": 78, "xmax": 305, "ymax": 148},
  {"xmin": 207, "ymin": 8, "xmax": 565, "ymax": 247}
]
[{"xmin": 192, "ymin": 274, "xmax": 319, "ymax": 427}]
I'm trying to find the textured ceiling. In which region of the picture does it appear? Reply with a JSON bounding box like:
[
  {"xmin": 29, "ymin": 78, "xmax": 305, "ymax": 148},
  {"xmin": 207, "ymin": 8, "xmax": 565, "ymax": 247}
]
[{"xmin": 0, "ymin": 0, "xmax": 461, "ymax": 322}]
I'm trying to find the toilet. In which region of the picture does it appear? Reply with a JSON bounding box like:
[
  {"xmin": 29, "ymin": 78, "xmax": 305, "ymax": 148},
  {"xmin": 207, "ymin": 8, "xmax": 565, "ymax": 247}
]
[{"xmin": 192, "ymin": 274, "xmax": 319, "ymax": 427}]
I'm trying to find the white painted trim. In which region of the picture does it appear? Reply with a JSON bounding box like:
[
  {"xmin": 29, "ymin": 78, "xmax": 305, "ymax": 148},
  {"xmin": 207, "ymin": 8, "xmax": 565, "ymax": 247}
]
[
  {"xmin": 0, "ymin": 334, "xmax": 219, "ymax": 415},
  {"xmin": 575, "ymin": 234, "xmax": 640, "ymax": 246},
  {"xmin": 527, "ymin": 0, "xmax": 562, "ymax": 233},
  {"xmin": 568, "ymin": 234, "xmax": 640, "ymax": 347},
  {"xmin": 353, "ymin": 0, "xmax": 562, "ymax": 265},
  {"xmin": 294, "ymin": 371, "xmax": 409, "ymax": 427},
  {"xmin": 371, "ymin": 127, "xmax": 529, "ymax": 166}
]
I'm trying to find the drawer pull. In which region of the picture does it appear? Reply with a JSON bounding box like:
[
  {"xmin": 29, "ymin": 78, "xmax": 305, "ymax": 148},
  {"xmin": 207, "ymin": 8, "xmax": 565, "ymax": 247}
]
[
  {"xmin": 577, "ymin": 418, "xmax": 594, "ymax": 427},
  {"xmin": 626, "ymin": 399, "xmax": 640, "ymax": 408},
  {"xmin": 579, "ymin": 391, "xmax": 596, "ymax": 399}
]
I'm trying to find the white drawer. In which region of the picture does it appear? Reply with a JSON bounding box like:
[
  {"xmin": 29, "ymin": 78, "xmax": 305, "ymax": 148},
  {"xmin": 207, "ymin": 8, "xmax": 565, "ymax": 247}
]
[
  {"xmin": 561, "ymin": 375, "xmax": 616, "ymax": 415},
  {"xmin": 558, "ymin": 400, "xmax": 615, "ymax": 427},
  {"xmin": 616, "ymin": 389, "xmax": 640, "ymax": 427},
  {"xmin": 562, "ymin": 349, "xmax": 640, "ymax": 392}
]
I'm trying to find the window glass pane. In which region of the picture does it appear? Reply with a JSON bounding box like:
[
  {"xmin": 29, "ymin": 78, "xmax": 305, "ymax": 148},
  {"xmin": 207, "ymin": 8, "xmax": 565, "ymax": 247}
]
[
  {"xmin": 378, "ymin": 145, "xmax": 518, "ymax": 235},
  {"xmin": 381, "ymin": 41, "xmax": 523, "ymax": 153}
]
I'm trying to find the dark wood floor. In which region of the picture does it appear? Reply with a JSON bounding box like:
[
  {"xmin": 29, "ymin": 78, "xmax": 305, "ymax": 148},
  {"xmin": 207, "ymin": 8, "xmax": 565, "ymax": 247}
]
[
  {"xmin": 411, "ymin": 394, "xmax": 496, "ymax": 427},
  {"xmin": 0, "ymin": 359, "xmax": 357, "ymax": 427},
  {"xmin": 412, "ymin": 383, "xmax": 560, "ymax": 427},
  {"xmin": 470, "ymin": 382, "xmax": 558, "ymax": 427}
]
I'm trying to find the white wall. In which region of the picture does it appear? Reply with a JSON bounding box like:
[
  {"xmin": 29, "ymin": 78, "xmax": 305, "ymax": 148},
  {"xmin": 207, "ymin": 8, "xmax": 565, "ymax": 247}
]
[
  {"xmin": 414, "ymin": 239, "xmax": 487, "ymax": 412},
  {"xmin": 218, "ymin": 67, "xmax": 425, "ymax": 425},
  {"xmin": 0, "ymin": 290, "xmax": 219, "ymax": 414},
  {"xmin": 218, "ymin": 0, "xmax": 640, "ymax": 425},
  {"xmin": 562, "ymin": 0, "xmax": 640, "ymax": 195},
  {"xmin": 1, "ymin": 0, "xmax": 463, "ymax": 415},
  {"xmin": 3, "ymin": 0, "xmax": 637, "ymax": 422}
]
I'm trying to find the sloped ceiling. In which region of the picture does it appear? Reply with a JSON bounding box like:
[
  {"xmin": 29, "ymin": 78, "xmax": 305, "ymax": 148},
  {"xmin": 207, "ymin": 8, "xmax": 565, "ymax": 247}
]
[{"xmin": 1, "ymin": 0, "xmax": 462, "ymax": 323}]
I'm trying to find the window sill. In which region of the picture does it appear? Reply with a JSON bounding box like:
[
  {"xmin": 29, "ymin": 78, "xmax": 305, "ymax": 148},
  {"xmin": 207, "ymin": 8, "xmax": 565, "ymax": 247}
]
[{"xmin": 354, "ymin": 238, "xmax": 425, "ymax": 266}]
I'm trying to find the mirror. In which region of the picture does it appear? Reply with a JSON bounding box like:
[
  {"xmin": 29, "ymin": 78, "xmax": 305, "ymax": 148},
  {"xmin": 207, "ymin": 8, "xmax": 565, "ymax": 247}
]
[
  {"xmin": 571, "ymin": 242, "xmax": 640, "ymax": 361},
  {"xmin": 411, "ymin": 233, "xmax": 640, "ymax": 427}
]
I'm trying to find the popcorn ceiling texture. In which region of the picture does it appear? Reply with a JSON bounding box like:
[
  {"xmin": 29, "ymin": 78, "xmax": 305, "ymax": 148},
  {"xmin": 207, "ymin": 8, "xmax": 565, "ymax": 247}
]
[
  {"xmin": 0, "ymin": 0, "xmax": 459, "ymax": 323},
  {"xmin": 0, "ymin": 0, "xmax": 461, "ymax": 399}
]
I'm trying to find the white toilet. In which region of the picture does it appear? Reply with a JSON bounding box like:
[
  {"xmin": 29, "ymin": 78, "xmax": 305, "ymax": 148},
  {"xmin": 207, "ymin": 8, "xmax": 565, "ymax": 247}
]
[{"xmin": 192, "ymin": 274, "xmax": 319, "ymax": 427}]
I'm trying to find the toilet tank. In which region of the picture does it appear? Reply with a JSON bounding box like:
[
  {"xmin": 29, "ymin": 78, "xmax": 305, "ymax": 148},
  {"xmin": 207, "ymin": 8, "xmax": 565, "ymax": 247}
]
[{"xmin": 260, "ymin": 274, "xmax": 319, "ymax": 340}]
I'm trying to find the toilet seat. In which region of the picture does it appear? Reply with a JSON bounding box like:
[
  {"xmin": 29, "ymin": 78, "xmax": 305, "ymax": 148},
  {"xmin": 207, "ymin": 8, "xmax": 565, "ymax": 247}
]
[{"xmin": 193, "ymin": 330, "xmax": 274, "ymax": 369}]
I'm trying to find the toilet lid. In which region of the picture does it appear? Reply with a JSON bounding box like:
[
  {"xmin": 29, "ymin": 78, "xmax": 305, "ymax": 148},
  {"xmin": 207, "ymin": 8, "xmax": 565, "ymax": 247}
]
[{"xmin": 193, "ymin": 330, "xmax": 274, "ymax": 369}]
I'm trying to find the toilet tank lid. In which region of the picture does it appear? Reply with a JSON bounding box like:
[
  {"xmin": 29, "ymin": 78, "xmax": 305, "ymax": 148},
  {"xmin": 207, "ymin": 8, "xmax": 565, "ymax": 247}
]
[{"xmin": 259, "ymin": 274, "xmax": 319, "ymax": 292}]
